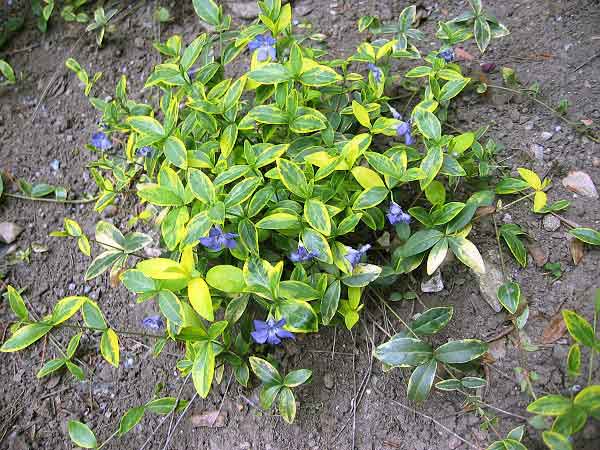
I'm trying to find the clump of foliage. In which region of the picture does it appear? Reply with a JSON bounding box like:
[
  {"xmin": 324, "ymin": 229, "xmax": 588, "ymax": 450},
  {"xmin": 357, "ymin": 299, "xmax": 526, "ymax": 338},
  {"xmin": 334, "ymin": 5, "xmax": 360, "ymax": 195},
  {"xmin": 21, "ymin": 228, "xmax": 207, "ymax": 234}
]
[{"xmin": 6, "ymin": 0, "xmax": 595, "ymax": 449}]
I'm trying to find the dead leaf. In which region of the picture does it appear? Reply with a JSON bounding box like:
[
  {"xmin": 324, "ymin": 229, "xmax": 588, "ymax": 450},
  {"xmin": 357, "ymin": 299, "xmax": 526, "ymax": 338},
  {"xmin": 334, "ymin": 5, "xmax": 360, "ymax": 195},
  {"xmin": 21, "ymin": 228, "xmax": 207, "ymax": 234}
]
[
  {"xmin": 475, "ymin": 205, "xmax": 496, "ymax": 217},
  {"xmin": 541, "ymin": 313, "xmax": 567, "ymax": 344},
  {"xmin": 526, "ymin": 242, "xmax": 548, "ymax": 267},
  {"xmin": 455, "ymin": 47, "xmax": 474, "ymax": 61},
  {"xmin": 570, "ymin": 237, "xmax": 585, "ymax": 265},
  {"xmin": 110, "ymin": 268, "xmax": 126, "ymax": 288}
]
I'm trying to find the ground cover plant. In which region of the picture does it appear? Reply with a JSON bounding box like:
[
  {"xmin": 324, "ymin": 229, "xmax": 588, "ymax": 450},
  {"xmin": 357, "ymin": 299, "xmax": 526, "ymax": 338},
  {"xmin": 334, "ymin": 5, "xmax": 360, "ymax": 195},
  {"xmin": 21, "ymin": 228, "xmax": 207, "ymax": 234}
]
[{"xmin": 1, "ymin": 0, "xmax": 600, "ymax": 449}]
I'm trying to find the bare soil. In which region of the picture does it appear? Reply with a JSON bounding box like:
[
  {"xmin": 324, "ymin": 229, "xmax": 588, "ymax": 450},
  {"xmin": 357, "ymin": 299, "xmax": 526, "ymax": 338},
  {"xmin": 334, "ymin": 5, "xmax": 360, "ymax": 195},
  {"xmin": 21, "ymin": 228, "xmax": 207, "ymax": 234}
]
[{"xmin": 1, "ymin": 1, "xmax": 599, "ymax": 449}]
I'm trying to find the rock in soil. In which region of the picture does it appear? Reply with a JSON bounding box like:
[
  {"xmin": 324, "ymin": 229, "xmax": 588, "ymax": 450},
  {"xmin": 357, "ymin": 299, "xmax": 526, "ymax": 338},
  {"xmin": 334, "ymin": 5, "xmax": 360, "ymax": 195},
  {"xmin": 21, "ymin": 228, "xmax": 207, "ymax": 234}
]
[
  {"xmin": 420, "ymin": 270, "xmax": 444, "ymax": 293},
  {"xmin": 562, "ymin": 171, "xmax": 599, "ymax": 198},
  {"xmin": 323, "ymin": 372, "xmax": 334, "ymax": 390},
  {"xmin": 542, "ymin": 214, "xmax": 561, "ymax": 232},
  {"xmin": 0, "ymin": 222, "xmax": 24, "ymax": 244},
  {"xmin": 190, "ymin": 410, "xmax": 228, "ymax": 427},
  {"xmin": 527, "ymin": 143, "xmax": 545, "ymax": 160},
  {"xmin": 228, "ymin": 2, "xmax": 261, "ymax": 19},
  {"xmin": 473, "ymin": 259, "xmax": 503, "ymax": 312}
]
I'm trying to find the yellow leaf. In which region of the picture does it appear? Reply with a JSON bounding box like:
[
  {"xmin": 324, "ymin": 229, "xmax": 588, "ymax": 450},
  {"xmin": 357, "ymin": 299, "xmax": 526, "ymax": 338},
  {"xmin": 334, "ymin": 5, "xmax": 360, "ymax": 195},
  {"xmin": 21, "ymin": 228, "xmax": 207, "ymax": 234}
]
[
  {"xmin": 534, "ymin": 191, "xmax": 547, "ymax": 212},
  {"xmin": 100, "ymin": 329, "xmax": 119, "ymax": 367},
  {"xmin": 352, "ymin": 100, "xmax": 371, "ymax": 129},
  {"xmin": 518, "ymin": 168, "xmax": 542, "ymax": 190},
  {"xmin": 351, "ymin": 167, "xmax": 385, "ymax": 189},
  {"xmin": 188, "ymin": 278, "xmax": 213, "ymax": 322},
  {"xmin": 376, "ymin": 40, "xmax": 396, "ymax": 60},
  {"xmin": 137, "ymin": 258, "xmax": 189, "ymax": 280},
  {"xmin": 180, "ymin": 245, "xmax": 195, "ymax": 275},
  {"xmin": 304, "ymin": 151, "xmax": 349, "ymax": 170}
]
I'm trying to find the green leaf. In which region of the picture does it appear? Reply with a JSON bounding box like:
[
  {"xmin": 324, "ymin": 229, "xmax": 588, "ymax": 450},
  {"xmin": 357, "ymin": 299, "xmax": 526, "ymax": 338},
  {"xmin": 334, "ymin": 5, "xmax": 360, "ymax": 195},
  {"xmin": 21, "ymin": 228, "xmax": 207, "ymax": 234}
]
[
  {"xmin": 163, "ymin": 136, "xmax": 187, "ymax": 168},
  {"xmin": 188, "ymin": 278, "xmax": 213, "ymax": 322},
  {"xmin": 85, "ymin": 250, "xmax": 123, "ymax": 280},
  {"xmin": 439, "ymin": 78, "xmax": 470, "ymax": 102},
  {"xmin": 574, "ymin": 385, "xmax": 600, "ymax": 413},
  {"xmin": 51, "ymin": 296, "xmax": 85, "ymax": 325},
  {"xmin": 474, "ymin": 16, "xmax": 492, "ymax": 53},
  {"xmin": 6, "ymin": 286, "xmax": 28, "ymax": 320},
  {"xmin": 374, "ymin": 337, "xmax": 434, "ymax": 367},
  {"xmin": 496, "ymin": 178, "xmax": 531, "ymax": 194},
  {"xmin": 487, "ymin": 440, "xmax": 528, "ymax": 450},
  {"xmin": 248, "ymin": 63, "xmax": 293, "ymax": 84},
  {"xmin": 567, "ymin": 344, "xmax": 581, "ymax": 378},
  {"xmin": 249, "ymin": 105, "xmax": 288, "ymax": 124},
  {"xmin": 414, "ymin": 109, "xmax": 441, "ymax": 141},
  {"xmin": 342, "ymin": 263, "xmax": 382, "ymax": 287},
  {"xmin": 461, "ymin": 377, "xmax": 487, "ymax": 389},
  {"xmin": 100, "ymin": 329, "xmax": 120, "ymax": 367},
  {"xmin": 289, "ymin": 114, "xmax": 327, "ymax": 134},
  {"xmin": 542, "ymin": 431, "xmax": 573, "ymax": 450},
  {"xmin": 66, "ymin": 333, "xmax": 82, "ymax": 359},
  {"xmin": 82, "ymin": 300, "xmax": 107, "ymax": 330},
  {"xmin": 206, "ymin": 265, "xmax": 245, "ymax": 293},
  {"xmin": 410, "ymin": 307, "xmax": 453, "ymax": 336},
  {"xmin": 562, "ymin": 310, "xmax": 595, "ymax": 347},
  {"xmin": 321, "ymin": 280, "xmax": 341, "ymax": 325},
  {"xmin": 238, "ymin": 219, "xmax": 259, "ymax": 256},
  {"xmin": 121, "ymin": 269, "xmax": 157, "ymax": 293},
  {"xmin": 128, "ymin": 115, "xmax": 165, "ymax": 138},
  {"xmin": 192, "ymin": 0, "xmax": 220, "ymax": 26},
  {"xmin": 277, "ymin": 159, "xmax": 310, "ymax": 198},
  {"xmin": 220, "ymin": 123, "xmax": 238, "ymax": 158},
  {"xmin": 279, "ymin": 281, "xmax": 320, "ymax": 301},
  {"xmin": 158, "ymin": 290, "xmax": 184, "ymax": 331},
  {"xmin": 259, "ymin": 384, "xmax": 281, "ymax": 409},
  {"xmin": 278, "ymin": 387, "xmax": 297, "ymax": 423},
  {"xmin": 249, "ymin": 356, "xmax": 282, "ymax": 385},
  {"xmin": 37, "ymin": 359, "xmax": 65, "ymax": 378},
  {"xmin": 304, "ymin": 198, "xmax": 331, "ymax": 236},
  {"xmin": 448, "ymin": 236, "xmax": 485, "ymax": 274},
  {"xmin": 256, "ymin": 213, "xmax": 300, "ymax": 230},
  {"xmin": 407, "ymin": 359, "xmax": 437, "ymax": 401},
  {"xmin": 299, "ymin": 65, "xmax": 340, "ymax": 86},
  {"xmin": 278, "ymin": 299, "xmax": 318, "ymax": 332},
  {"xmin": 137, "ymin": 184, "xmax": 183, "ymax": 206},
  {"xmin": 569, "ymin": 227, "xmax": 600, "ymax": 246},
  {"xmin": 284, "ymin": 369, "xmax": 312, "ymax": 387},
  {"xmin": 527, "ymin": 395, "xmax": 572, "ymax": 416},
  {"xmin": 192, "ymin": 340, "xmax": 215, "ymax": 398},
  {"xmin": 119, "ymin": 407, "xmax": 145, "ymax": 436},
  {"xmin": 402, "ymin": 230, "xmax": 444, "ymax": 257},
  {"xmin": 68, "ymin": 421, "xmax": 97, "ymax": 449},
  {"xmin": 224, "ymin": 177, "xmax": 261, "ymax": 208},
  {"xmin": 426, "ymin": 237, "xmax": 448, "ymax": 275},
  {"xmin": 497, "ymin": 282, "xmax": 520, "ymax": 314},
  {"xmin": 434, "ymin": 339, "xmax": 488, "ymax": 364},
  {"xmin": 352, "ymin": 187, "xmax": 388, "ymax": 209},
  {"xmin": 500, "ymin": 225, "xmax": 527, "ymax": 267},
  {"xmin": 351, "ymin": 100, "xmax": 371, "ymax": 128},
  {"xmin": 145, "ymin": 397, "xmax": 179, "ymax": 415}
]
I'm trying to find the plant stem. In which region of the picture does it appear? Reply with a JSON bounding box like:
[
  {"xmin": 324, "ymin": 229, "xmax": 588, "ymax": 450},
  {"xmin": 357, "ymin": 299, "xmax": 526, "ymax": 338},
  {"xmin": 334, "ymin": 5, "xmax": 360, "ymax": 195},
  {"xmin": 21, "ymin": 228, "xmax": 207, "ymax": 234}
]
[
  {"xmin": 97, "ymin": 429, "xmax": 120, "ymax": 450},
  {"xmin": 589, "ymin": 308, "xmax": 597, "ymax": 385},
  {"xmin": 55, "ymin": 321, "xmax": 164, "ymax": 339},
  {"xmin": 496, "ymin": 191, "xmax": 535, "ymax": 212},
  {"xmin": 4, "ymin": 193, "xmax": 100, "ymax": 204}
]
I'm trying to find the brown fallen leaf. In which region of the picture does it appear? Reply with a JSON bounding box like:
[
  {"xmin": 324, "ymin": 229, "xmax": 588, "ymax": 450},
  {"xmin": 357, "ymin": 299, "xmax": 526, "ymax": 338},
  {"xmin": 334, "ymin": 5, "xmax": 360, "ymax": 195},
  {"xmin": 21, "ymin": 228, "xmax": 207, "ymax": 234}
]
[
  {"xmin": 475, "ymin": 205, "xmax": 496, "ymax": 218},
  {"xmin": 541, "ymin": 312, "xmax": 567, "ymax": 344},
  {"xmin": 570, "ymin": 237, "xmax": 585, "ymax": 265},
  {"xmin": 455, "ymin": 47, "xmax": 474, "ymax": 61},
  {"xmin": 526, "ymin": 242, "xmax": 548, "ymax": 267}
]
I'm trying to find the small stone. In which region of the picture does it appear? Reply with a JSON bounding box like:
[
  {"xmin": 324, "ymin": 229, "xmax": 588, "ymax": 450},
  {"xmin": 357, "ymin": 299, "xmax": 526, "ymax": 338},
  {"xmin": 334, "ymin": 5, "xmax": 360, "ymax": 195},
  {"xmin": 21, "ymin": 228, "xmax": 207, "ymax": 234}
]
[
  {"xmin": 526, "ymin": 243, "xmax": 548, "ymax": 267},
  {"xmin": 488, "ymin": 338, "xmax": 507, "ymax": 361},
  {"xmin": 540, "ymin": 131, "xmax": 553, "ymax": 141},
  {"xmin": 134, "ymin": 37, "xmax": 144, "ymax": 49},
  {"xmin": 562, "ymin": 171, "xmax": 598, "ymax": 198},
  {"xmin": 527, "ymin": 143, "xmax": 545, "ymax": 160},
  {"xmin": 0, "ymin": 222, "xmax": 24, "ymax": 244},
  {"xmin": 101, "ymin": 205, "xmax": 118, "ymax": 218},
  {"xmin": 144, "ymin": 247, "xmax": 162, "ymax": 258},
  {"xmin": 474, "ymin": 258, "xmax": 503, "ymax": 312},
  {"xmin": 68, "ymin": 282, "xmax": 76, "ymax": 291},
  {"xmin": 543, "ymin": 214, "xmax": 561, "ymax": 232},
  {"xmin": 295, "ymin": 4, "xmax": 314, "ymax": 16},
  {"xmin": 421, "ymin": 270, "xmax": 444, "ymax": 293},
  {"xmin": 323, "ymin": 373, "xmax": 334, "ymax": 390},
  {"xmin": 524, "ymin": 121, "xmax": 534, "ymax": 131},
  {"xmin": 190, "ymin": 410, "xmax": 227, "ymax": 427},
  {"xmin": 592, "ymin": 157, "xmax": 600, "ymax": 168},
  {"xmin": 502, "ymin": 213, "xmax": 513, "ymax": 223},
  {"xmin": 229, "ymin": 2, "xmax": 260, "ymax": 19},
  {"xmin": 50, "ymin": 159, "xmax": 60, "ymax": 171}
]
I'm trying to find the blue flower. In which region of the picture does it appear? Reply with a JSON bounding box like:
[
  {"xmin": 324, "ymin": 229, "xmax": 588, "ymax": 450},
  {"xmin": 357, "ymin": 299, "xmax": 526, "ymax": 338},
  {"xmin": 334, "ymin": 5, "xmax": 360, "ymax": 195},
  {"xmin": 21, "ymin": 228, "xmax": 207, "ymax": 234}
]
[
  {"xmin": 91, "ymin": 132, "xmax": 112, "ymax": 150},
  {"xmin": 395, "ymin": 120, "xmax": 414, "ymax": 145},
  {"xmin": 251, "ymin": 318, "xmax": 295, "ymax": 345},
  {"xmin": 199, "ymin": 226, "xmax": 239, "ymax": 251},
  {"xmin": 248, "ymin": 33, "xmax": 277, "ymax": 62},
  {"xmin": 389, "ymin": 106, "xmax": 402, "ymax": 120},
  {"xmin": 439, "ymin": 48, "xmax": 455, "ymax": 63},
  {"xmin": 136, "ymin": 146, "xmax": 153, "ymax": 157},
  {"xmin": 345, "ymin": 244, "xmax": 371, "ymax": 268},
  {"xmin": 289, "ymin": 244, "xmax": 319, "ymax": 263},
  {"xmin": 187, "ymin": 67, "xmax": 199, "ymax": 81},
  {"xmin": 142, "ymin": 315, "xmax": 164, "ymax": 331},
  {"xmin": 367, "ymin": 63, "xmax": 383, "ymax": 83},
  {"xmin": 387, "ymin": 202, "xmax": 411, "ymax": 225}
]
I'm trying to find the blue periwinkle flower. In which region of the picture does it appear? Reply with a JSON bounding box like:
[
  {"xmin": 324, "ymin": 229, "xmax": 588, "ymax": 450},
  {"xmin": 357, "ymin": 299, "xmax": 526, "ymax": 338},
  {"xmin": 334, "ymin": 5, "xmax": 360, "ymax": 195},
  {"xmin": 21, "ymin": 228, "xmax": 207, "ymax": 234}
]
[
  {"xmin": 345, "ymin": 244, "xmax": 371, "ymax": 268},
  {"xmin": 91, "ymin": 132, "xmax": 112, "ymax": 150},
  {"xmin": 389, "ymin": 106, "xmax": 402, "ymax": 121},
  {"xmin": 142, "ymin": 315, "xmax": 164, "ymax": 331},
  {"xmin": 199, "ymin": 226, "xmax": 239, "ymax": 251},
  {"xmin": 289, "ymin": 245, "xmax": 319, "ymax": 263},
  {"xmin": 251, "ymin": 318, "xmax": 295, "ymax": 345},
  {"xmin": 387, "ymin": 202, "xmax": 411, "ymax": 225},
  {"xmin": 367, "ymin": 63, "xmax": 383, "ymax": 83},
  {"xmin": 395, "ymin": 120, "xmax": 414, "ymax": 145},
  {"xmin": 439, "ymin": 47, "xmax": 455, "ymax": 63},
  {"xmin": 248, "ymin": 33, "xmax": 277, "ymax": 62},
  {"xmin": 136, "ymin": 146, "xmax": 153, "ymax": 157}
]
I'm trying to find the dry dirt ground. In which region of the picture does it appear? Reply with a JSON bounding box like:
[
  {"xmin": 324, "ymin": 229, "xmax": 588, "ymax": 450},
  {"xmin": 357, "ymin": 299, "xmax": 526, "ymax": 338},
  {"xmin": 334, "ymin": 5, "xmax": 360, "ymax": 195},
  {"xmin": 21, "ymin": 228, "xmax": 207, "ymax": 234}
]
[{"xmin": 1, "ymin": 0, "xmax": 599, "ymax": 449}]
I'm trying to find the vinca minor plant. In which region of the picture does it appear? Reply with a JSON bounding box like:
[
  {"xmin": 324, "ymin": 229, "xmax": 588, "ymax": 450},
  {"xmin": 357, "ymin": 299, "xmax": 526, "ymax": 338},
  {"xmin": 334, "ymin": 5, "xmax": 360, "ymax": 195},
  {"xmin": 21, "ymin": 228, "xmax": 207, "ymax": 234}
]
[{"xmin": 1, "ymin": 0, "xmax": 526, "ymax": 447}]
